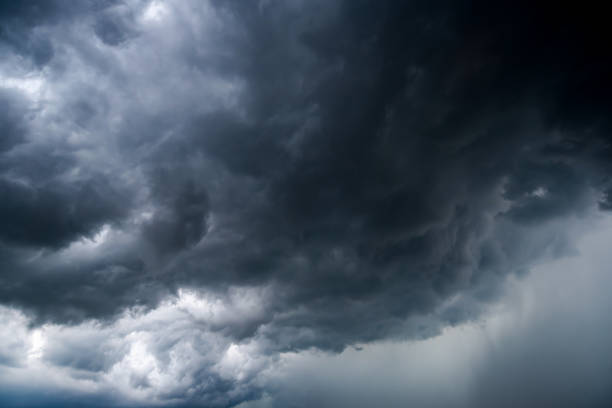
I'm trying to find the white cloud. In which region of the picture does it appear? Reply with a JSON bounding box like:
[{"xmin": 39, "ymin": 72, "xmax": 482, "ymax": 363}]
[
  {"xmin": 5, "ymin": 214, "xmax": 612, "ymax": 407},
  {"xmin": 0, "ymin": 288, "xmax": 272, "ymax": 406}
]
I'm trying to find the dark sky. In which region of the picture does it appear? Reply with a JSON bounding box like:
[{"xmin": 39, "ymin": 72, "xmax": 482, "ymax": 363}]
[{"xmin": 1, "ymin": 1, "xmax": 612, "ymax": 407}]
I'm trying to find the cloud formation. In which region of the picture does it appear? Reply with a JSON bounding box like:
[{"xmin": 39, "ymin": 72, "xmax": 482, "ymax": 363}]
[
  {"xmin": 1, "ymin": 0, "xmax": 612, "ymax": 406},
  {"xmin": 242, "ymin": 217, "xmax": 612, "ymax": 408}
]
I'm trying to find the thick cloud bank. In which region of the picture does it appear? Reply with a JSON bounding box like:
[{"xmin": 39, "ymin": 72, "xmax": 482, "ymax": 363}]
[{"xmin": 1, "ymin": 0, "xmax": 612, "ymax": 406}]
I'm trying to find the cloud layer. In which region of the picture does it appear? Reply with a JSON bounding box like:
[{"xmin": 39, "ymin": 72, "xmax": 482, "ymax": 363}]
[{"xmin": 1, "ymin": 0, "xmax": 612, "ymax": 406}]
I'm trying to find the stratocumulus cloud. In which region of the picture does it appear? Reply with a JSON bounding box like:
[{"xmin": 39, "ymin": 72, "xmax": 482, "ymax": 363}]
[{"xmin": 1, "ymin": 1, "xmax": 611, "ymax": 406}]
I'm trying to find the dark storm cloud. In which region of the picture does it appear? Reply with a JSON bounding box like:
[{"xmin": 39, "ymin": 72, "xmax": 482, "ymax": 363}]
[
  {"xmin": 0, "ymin": 89, "xmax": 28, "ymax": 152},
  {"xmin": 1, "ymin": 90, "xmax": 132, "ymax": 253},
  {"xmin": 2, "ymin": 0, "xmax": 611, "ymax": 338},
  {"xmin": 0, "ymin": 0, "xmax": 120, "ymax": 67},
  {"xmin": 93, "ymin": 6, "xmax": 138, "ymax": 46},
  {"xmin": 1, "ymin": 0, "xmax": 612, "ymax": 405},
  {"xmin": 239, "ymin": 224, "xmax": 612, "ymax": 408},
  {"xmin": 142, "ymin": 171, "xmax": 210, "ymax": 254},
  {"xmin": 0, "ymin": 253, "xmax": 160, "ymax": 324},
  {"xmin": 0, "ymin": 176, "xmax": 127, "ymax": 249},
  {"xmin": 151, "ymin": 0, "xmax": 612, "ymax": 351}
]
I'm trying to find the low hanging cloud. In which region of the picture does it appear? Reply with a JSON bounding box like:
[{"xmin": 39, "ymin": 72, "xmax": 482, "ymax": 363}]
[
  {"xmin": 0, "ymin": 288, "xmax": 273, "ymax": 407},
  {"xmin": 241, "ymin": 217, "xmax": 612, "ymax": 408},
  {"xmin": 1, "ymin": 0, "xmax": 612, "ymax": 406}
]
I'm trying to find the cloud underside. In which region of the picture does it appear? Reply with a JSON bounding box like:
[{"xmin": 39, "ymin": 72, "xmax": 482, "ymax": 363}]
[{"xmin": 1, "ymin": 0, "xmax": 612, "ymax": 406}]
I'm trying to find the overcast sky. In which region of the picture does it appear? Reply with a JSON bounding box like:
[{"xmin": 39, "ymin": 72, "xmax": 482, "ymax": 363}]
[{"xmin": 1, "ymin": 1, "xmax": 611, "ymax": 407}]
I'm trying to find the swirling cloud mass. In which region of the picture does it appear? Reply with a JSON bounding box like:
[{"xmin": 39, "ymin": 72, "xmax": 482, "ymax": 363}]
[{"xmin": 1, "ymin": 1, "xmax": 612, "ymax": 407}]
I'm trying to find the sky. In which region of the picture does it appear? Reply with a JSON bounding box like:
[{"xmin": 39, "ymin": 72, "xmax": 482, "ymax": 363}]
[{"xmin": 1, "ymin": 1, "xmax": 611, "ymax": 407}]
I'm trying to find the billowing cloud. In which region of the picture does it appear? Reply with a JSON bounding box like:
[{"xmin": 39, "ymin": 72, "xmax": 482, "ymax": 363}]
[
  {"xmin": 1, "ymin": 0, "xmax": 611, "ymax": 406},
  {"xmin": 239, "ymin": 216, "xmax": 612, "ymax": 408},
  {"xmin": 0, "ymin": 289, "xmax": 272, "ymax": 407}
]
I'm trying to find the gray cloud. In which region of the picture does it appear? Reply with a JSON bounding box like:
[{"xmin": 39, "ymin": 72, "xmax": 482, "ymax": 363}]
[
  {"xmin": 240, "ymin": 219, "xmax": 612, "ymax": 408},
  {"xmin": 1, "ymin": 0, "xmax": 612, "ymax": 406},
  {"xmin": 0, "ymin": 89, "xmax": 29, "ymax": 152},
  {"xmin": 0, "ymin": 175, "xmax": 128, "ymax": 249}
]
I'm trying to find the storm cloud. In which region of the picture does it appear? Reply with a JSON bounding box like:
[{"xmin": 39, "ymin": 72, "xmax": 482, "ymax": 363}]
[{"xmin": 1, "ymin": 0, "xmax": 612, "ymax": 406}]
